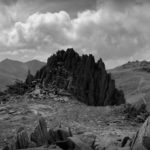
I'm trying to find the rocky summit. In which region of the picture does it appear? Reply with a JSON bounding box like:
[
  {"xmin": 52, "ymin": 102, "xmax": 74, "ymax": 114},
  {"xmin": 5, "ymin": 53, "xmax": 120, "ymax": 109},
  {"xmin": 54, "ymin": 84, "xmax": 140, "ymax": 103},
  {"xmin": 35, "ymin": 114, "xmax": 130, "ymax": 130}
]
[{"xmin": 34, "ymin": 48, "xmax": 125, "ymax": 106}]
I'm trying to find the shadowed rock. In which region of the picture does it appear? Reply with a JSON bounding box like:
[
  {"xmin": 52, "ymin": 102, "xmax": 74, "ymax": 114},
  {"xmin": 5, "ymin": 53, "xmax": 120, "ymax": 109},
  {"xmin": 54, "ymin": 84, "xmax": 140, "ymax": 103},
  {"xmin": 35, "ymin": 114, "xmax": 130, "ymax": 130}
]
[
  {"xmin": 68, "ymin": 136, "xmax": 93, "ymax": 150},
  {"xmin": 16, "ymin": 128, "xmax": 30, "ymax": 149},
  {"xmin": 56, "ymin": 140, "xmax": 75, "ymax": 150},
  {"xmin": 2, "ymin": 128, "xmax": 36, "ymax": 150},
  {"xmin": 121, "ymin": 137, "xmax": 131, "ymax": 147},
  {"xmin": 30, "ymin": 117, "xmax": 48, "ymax": 146},
  {"xmin": 143, "ymin": 136, "xmax": 150, "ymax": 150},
  {"xmin": 48, "ymin": 128, "xmax": 72, "ymax": 144},
  {"xmin": 34, "ymin": 49, "xmax": 125, "ymax": 106},
  {"xmin": 131, "ymin": 116, "xmax": 150, "ymax": 150}
]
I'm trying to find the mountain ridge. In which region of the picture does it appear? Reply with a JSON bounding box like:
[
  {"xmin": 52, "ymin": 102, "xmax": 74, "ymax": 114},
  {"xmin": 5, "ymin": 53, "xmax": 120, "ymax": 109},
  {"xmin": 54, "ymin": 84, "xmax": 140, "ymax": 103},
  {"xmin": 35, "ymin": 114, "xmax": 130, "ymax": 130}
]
[
  {"xmin": 110, "ymin": 60, "xmax": 150, "ymax": 110},
  {"xmin": 0, "ymin": 59, "xmax": 46, "ymax": 90}
]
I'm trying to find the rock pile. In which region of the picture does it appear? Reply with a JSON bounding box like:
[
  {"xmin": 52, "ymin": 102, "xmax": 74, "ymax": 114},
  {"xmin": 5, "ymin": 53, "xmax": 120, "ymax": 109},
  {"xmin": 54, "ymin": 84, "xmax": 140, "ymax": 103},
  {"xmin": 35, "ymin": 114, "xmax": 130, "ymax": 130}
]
[
  {"xmin": 3, "ymin": 116, "xmax": 150, "ymax": 150},
  {"xmin": 26, "ymin": 85, "xmax": 71, "ymax": 103},
  {"xmin": 123, "ymin": 103, "xmax": 149, "ymax": 123},
  {"xmin": 92, "ymin": 116, "xmax": 150, "ymax": 150},
  {"xmin": 131, "ymin": 116, "xmax": 150, "ymax": 150},
  {"xmin": 2, "ymin": 117, "xmax": 93, "ymax": 150},
  {"xmin": 33, "ymin": 49, "xmax": 125, "ymax": 106}
]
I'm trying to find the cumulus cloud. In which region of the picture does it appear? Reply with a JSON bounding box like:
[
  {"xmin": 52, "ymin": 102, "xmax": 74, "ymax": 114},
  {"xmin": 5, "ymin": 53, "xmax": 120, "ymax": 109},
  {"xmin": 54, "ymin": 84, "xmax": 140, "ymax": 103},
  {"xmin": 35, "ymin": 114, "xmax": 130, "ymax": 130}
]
[{"xmin": 0, "ymin": 0, "xmax": 150, "ymax": 68}]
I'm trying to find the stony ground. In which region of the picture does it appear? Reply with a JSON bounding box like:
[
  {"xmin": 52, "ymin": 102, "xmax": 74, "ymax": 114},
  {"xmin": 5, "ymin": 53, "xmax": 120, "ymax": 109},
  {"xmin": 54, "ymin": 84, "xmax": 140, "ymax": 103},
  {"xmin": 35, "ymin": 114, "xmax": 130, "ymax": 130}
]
[{"xmin": 0, "ymin": 92, "xmax": 141, "ymax": 149}]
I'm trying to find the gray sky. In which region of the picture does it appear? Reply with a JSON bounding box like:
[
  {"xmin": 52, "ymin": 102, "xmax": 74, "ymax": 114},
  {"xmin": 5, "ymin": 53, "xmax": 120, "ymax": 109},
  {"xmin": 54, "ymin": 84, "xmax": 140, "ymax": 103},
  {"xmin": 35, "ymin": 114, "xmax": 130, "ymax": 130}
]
[{"xmin": 0, "ymin": 0, "xmax": 150, "ymax": 68}]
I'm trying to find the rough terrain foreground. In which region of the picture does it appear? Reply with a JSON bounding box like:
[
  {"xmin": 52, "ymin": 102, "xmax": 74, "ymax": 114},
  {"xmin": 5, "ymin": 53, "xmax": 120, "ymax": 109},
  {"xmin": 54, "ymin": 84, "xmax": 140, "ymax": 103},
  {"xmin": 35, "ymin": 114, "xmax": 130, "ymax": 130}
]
[
  {"xmin": 34, "ymin": 48, "xmax": 125, "ymax": 106},
  {"xmin": 0, "ymin": 91, "xmax": 140, "ymax": 149}
]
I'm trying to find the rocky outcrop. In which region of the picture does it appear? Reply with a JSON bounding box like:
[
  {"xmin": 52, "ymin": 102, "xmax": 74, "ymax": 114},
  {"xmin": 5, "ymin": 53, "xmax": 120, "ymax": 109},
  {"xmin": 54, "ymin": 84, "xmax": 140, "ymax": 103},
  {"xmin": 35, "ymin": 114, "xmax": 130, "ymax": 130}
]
[
  {"xmin": 34, "ymin": 49, "xmax": 125, "ymax": 106},
  {"xmin": 30, "ymin": 117, "xmax": 48, "ymax": 146},
  {"xmin": 131, "ymin": 116, "xmax": 150, "ymax": 150},
  {"xmin": 2, "ymin": 117, "xmax": 92, "ymax": 150},
  {"xmin": 4, "ymin": 116, "xmax": 150, "ymax": 150},
  {"xmin": 123, "ymin": 103, "xmax": 149, "ymax": 123},
  {"xmin": 16, "ymin": 128, "xmax": 30, "ymax": 149}
]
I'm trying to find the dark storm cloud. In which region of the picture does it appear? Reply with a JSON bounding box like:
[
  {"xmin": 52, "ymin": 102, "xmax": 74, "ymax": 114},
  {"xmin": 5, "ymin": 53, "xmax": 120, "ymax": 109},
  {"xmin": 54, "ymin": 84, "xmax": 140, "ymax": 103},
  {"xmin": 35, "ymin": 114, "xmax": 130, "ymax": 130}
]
[
  {"xmin": 98, "ymin": 0, "xmax": 150, "ymax": 11},
  {"xmin": 0, "ymin": 0, "xmax": 18, "ymax": 6},
  {"xmin": 15, "ymin": 0, "xmax": 97, "ymax": 18}
]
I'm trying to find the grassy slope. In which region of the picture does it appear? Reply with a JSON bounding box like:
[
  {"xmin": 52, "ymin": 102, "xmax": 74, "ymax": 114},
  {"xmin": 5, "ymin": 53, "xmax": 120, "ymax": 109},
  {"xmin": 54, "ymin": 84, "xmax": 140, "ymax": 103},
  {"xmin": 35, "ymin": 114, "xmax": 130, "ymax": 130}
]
[
  {"xmin": 0, "ymin": 59, "xmax": 45, "ymax": 90},
  {"xmin": 110, "ymin": 67, "xmax": 150, "ymax": 110}
]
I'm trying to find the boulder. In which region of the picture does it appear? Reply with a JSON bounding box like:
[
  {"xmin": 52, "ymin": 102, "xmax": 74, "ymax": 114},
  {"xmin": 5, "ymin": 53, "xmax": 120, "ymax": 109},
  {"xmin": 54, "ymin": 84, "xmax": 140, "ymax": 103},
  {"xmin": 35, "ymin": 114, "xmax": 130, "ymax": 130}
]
[
  {"xmin": 56, "ymin": 140, "xmax": 75, "ymax": 150},
  {"xmin": 143, "ymin": 136, "xmax": 150, "ymax": 150},
  {"xmin": 48, "ymin": 128, "xmax": 72, "ymax": 144},
  {"xmin": 131, "ymin": 116, "xmax": 150, "ymax": 150},
  {"xmin": 16, "ymin": 128, "xmax": 30, "ymax": 149},
  {"xmin": 121, "ymin": 137, "xmax": 131, "ymax": 147},
  {"xmin": 30, "ymin": 117, "xmax": 48, "ymax": 146},
  {"xmin": 6, "ymin": 138, "xmax": 17, "ymax": 150},
  {"xmin": 68, "ymin": 136, "xmax": 93, "ymax": 150}
]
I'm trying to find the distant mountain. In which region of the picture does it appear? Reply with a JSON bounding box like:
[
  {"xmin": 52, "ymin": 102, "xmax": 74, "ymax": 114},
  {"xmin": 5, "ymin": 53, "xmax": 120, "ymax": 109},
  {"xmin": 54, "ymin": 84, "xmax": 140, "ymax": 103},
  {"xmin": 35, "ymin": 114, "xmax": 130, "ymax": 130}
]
[
  {"xmin": 114, "ymin": 60, "xmax": 150, "ymax": 71},
  {"xmin": 0, "ymin": 59, "xmax": 45, "ymax": 90},
  {"xmin": 26, "ymin": 59, "xmax": 46, "ymax": 75},
  {"xmin": 110, "ymin": 60, "xmax": 150, "ymax": 109}
]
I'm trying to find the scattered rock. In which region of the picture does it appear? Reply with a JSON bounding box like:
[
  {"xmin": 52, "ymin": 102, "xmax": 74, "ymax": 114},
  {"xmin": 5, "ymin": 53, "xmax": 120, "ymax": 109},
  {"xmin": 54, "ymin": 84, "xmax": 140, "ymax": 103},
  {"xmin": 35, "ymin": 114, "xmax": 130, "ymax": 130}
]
[
  {"xmin": 123, "ymin": 103, "xmax": 149, "ymax": 123},
  {"xmin": 3, "ymin": 115, "xmax": 147, "ymax": 150}
]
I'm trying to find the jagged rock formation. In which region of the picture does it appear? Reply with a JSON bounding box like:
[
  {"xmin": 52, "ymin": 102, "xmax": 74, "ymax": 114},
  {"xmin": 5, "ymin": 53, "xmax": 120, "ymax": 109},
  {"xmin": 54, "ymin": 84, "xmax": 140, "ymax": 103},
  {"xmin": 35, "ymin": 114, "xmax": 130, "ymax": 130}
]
[
  {"xmin": 6, "ymin": 116, "xmax": 150, "ymax": 150},
  {"xmin": 30, "ymin": 117, "xmax": 48, "ymax": 146},
  {"xmin": 2, "ymin": 117, "xmax": 93, "ymax": 150},
  {"xmin": 16, "ymin": 128, "xmax": 30, "ymax": 149},
  {"xmin": 34, "ymin": 48, "xmax": 125, "ymax": 106},
  {"xmin": 131, "ymin": 116, "xmax": 150, "ymax": 150}
]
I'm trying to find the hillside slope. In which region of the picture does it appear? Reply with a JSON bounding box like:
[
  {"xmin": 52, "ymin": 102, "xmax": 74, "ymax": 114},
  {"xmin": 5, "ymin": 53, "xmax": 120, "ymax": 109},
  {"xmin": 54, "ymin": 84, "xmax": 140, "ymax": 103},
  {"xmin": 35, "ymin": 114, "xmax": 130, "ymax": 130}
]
[
  {"xmin": 110, "ymin": 61, "xmax": 150, "ymax": 109},
  {"xmin": 25, "ymin": 60, "xmax": 46, "ymax": 75},
  {"xmin": 0, "ymin": 59, "xmax": 45, "ymax": 90}
]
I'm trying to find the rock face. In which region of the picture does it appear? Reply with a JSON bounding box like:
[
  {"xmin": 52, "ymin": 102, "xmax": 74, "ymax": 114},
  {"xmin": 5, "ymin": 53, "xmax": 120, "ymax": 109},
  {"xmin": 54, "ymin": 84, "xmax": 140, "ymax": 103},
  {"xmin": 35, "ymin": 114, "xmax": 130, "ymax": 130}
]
[
  {"xmin": 2, "ymin": 117, "xmax": 92, "ymax": 150},
  {"xmin": 30, "ymin": 117, "xmax": 48, "ymax": 146},
  {"xmin": 16, "ymin": 128, "xmax": 30, "ymax": 149},
  {"xmin": 131, "ymin": 116, "xmax": 150, "ymax": 150},
  {"xmin": 34, "ymin": 49, "xmax": 125, "ymax": 106}
]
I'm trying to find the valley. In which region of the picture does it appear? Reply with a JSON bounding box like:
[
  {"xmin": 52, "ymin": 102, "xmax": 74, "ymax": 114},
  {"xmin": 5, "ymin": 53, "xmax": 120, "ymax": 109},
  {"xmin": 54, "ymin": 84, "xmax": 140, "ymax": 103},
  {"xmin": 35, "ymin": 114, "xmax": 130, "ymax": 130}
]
[{"xmin": 0, "ymin": 59, "xmax": 45, "ymax": 90}]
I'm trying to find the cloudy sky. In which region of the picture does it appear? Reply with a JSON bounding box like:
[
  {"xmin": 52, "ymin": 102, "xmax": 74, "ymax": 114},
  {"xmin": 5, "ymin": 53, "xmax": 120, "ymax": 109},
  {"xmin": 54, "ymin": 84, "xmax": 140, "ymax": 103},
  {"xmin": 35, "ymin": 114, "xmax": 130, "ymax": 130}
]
[{"xmin": 0, "ymin": 0, "xmax": 150, "ymax": 68}]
